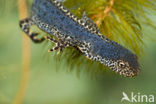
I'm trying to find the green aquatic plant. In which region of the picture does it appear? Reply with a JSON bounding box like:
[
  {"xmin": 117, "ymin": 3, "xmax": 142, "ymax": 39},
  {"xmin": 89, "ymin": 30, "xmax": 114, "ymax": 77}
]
[
  {"xmin": 49, "ymin": 0, "xmax": 156, "ymax": 77},
  {"xmin": 64, "ymin": 0, "xmax": 156, "ymax": 55}
]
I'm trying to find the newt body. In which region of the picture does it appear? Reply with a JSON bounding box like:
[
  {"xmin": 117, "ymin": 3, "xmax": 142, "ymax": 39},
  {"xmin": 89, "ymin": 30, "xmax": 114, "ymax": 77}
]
[{"xmin": 19, "ymin": 0, "xmax": 140, "ymax": 77}]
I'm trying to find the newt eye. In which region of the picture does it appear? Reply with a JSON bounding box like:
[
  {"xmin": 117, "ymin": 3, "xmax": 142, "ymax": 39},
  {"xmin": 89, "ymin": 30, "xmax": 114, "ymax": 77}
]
[{"xmin": 118, "ymin": 61, "xmax": 126, "ymax": 68}]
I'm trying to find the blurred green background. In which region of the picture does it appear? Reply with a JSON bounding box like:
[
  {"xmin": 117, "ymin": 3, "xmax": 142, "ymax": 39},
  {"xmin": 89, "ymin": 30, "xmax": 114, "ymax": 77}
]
[{"xmin": 0, "ymin": 0, "xmax": 156, "ymax": 104}]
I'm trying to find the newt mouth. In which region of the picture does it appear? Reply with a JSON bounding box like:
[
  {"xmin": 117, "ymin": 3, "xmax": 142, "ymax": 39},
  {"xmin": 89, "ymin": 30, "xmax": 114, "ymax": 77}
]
[{"xmin": 118, "ymin": 67, "xmax": 140, "ymax": 77}]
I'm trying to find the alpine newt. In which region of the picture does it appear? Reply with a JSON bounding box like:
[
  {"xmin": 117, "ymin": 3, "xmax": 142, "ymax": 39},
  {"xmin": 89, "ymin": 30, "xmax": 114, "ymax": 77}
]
[{"xmin": 19, "ymin": 0, "xmax": 140, "ymax": 77}]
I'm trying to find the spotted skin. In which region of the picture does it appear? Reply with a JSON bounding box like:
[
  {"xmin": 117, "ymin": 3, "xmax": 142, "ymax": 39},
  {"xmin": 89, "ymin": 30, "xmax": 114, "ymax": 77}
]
[
  {"xmin": 19, "ymin": 0, "xmax": 140, "ymax": 77},
  {"xmin": 19, "ymin": 18, "xmax": 45, "ymax": 43}
]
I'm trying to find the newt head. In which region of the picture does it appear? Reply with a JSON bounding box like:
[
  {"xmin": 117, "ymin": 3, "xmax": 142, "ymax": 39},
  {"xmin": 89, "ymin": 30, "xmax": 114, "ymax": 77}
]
[
  {"xmin": 101, "ymin": 51, "xmax": 140, "ymax": 78},
  {"xmin": 114, "ymin": 56, "xmax": 140, "ymax": 78},
  {"xmin": 91, "ymin": 39, "xmax": 141, "ymax": 78}
]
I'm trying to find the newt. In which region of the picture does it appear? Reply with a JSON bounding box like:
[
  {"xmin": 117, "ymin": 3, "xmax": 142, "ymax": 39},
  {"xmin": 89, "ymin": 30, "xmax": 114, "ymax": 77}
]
[{"xmin": 19, "ymin": 0, "xmax": 140, "ymax": 77}]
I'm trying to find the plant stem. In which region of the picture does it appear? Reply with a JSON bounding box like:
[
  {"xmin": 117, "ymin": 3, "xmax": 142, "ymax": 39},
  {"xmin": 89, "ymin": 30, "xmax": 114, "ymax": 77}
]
[{"xmin": 13, "ymin": 0, "xmax": 30, "ymax": 104}]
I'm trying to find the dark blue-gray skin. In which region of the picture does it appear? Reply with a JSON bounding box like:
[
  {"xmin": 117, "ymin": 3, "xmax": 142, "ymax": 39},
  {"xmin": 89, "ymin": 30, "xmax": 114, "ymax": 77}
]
[{"xmin": 19, "ymin": 0, "xmax": 140, "ymax": 77}]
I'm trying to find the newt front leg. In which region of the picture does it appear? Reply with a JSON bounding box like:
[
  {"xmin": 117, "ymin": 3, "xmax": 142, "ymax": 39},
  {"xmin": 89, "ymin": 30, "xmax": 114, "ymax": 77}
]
[
  {"xmin": 19, "ymin": 18, "xmax": 45, "ymax": 43},
  {"xmin": 46, "ymin": 36, "xmax": 69, "ymax": 54}
]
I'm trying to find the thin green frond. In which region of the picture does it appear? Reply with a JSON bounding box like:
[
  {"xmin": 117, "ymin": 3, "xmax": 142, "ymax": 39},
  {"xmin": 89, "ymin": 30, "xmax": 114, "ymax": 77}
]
[{"xmin": 54, "ymin": 0, "xmax": 156, "ymax": 76}]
